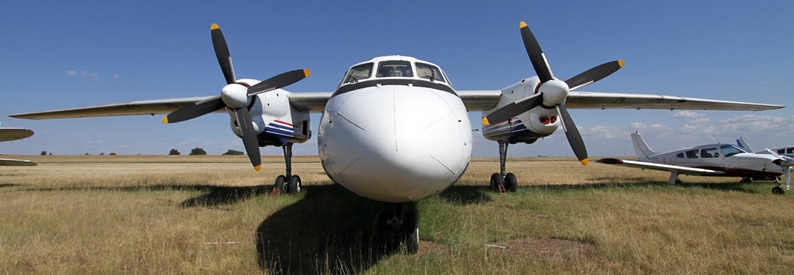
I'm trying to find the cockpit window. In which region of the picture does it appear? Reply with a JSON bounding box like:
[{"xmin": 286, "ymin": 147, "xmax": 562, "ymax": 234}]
[
  {"xmin": 376, "ymin": 61, "xmax": 413, "ymax": 78},
  {"xmin": 343, "ymin": 62, "xmax": 373, "ymax": 84},
  {"xmin": 415, "ymin": 62, "xmax": 446, "ymax": 83},
  {"xmin": 720, "ymin": 144, "xmax": 745, "ymax": 157}
]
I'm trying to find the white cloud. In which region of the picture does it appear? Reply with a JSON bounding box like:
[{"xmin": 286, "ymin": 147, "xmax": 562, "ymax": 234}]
[
  {"xmin": 672, "ymin": 110, "xmax": 704, "ymax": 119},
  {"xmin": 67, "ymin": 70, "xmax": 78, "ymax": 76}
]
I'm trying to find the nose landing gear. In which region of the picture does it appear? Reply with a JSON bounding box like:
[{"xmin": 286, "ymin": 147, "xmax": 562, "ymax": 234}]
[{"xmin": 375, "ymin": 203, "xmax": 419, "ymax": 254}]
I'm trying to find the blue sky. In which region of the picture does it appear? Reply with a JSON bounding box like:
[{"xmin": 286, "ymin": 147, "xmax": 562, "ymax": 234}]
[{"xmin": 1, "ymin": 1, "xmax": 792, "ymax": 158}]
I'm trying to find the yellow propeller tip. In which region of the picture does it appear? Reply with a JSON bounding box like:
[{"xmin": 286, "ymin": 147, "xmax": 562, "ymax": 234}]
[
  {"xmin": 618, "ymin": 60, "xmax": 625, "ymax": 68},
  {"xmin": 303, "ymin": 68, "xmax": 311, "ymax": 77},
  {"xmin": 580, "ymin": 158, "xmax": 589, "ymax": 166},
  {"xmin": 254, "ymin": 165, "xmax": 262, "ymax": 171},
  {"xmin": 161, "ymin": 116, "xmax": 169, "ymax": 124},
  {"xmin": 519, "ymin": 21, "xmax": 528, "ymax": 28},
  {"xmin": 481, "ymin": 117, "xmax": 490, "ymax": 126},
  {"xmin": 210, "ymin": 23, "xmax": 220, "ymax": 30}
]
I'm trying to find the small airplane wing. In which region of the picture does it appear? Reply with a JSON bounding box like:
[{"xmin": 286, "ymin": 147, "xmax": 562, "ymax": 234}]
[
  {"xmin": 0, "ymin": 128, "xmax": 34, "ymax": 142},
  {"xmin": 567, "ymin": 91, "xmax": 784, "ymax": 111},
  {"xmin": 0, "ymin": 158, "xmax": 37, "ymax": 166},
  {"xmin": 8, "ymin": 96, "xmax": 218, "ymax": 120},
  {"xmin": 596, "ymin": 158, "xmax": 725, "ymax": 176}
]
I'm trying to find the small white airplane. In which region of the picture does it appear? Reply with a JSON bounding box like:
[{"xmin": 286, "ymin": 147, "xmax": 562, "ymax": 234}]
[
  {"xmin": 597, "ymin": 132, "xmax": 787, "ymax": 194},
  {"xmin": 10, "ymin": 22, "xmax": 784, "ymax": 251},
  {"xmin": 0, "ymin": 123, "xmax": 37, "ymax": 166}
]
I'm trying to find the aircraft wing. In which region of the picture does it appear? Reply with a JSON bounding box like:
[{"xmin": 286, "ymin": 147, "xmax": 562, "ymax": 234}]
[
  {"xmin": 567, "ymin": 91, "xmax": 784, "ymax": 111},
  {"xmin": 0, "ymin": 128, "xmax": 34, "ymax": 142},
  {"xmin": 288, "ymin": 92, "xmax": 333, "ymax": 112},
  {"xmin": 596, "ymin": 158, "xmax": 725, "ymax": 176},
  {"xmin": 8, "ymin": 96, "xmax": 218, "ymax": 120},
  {"xmin": 0, "ymin": 158, "xmax": 37, "ymax": 166},
  {"xmin": 457, "ymin": 90, "xmax": 502, "ymax": 111}
]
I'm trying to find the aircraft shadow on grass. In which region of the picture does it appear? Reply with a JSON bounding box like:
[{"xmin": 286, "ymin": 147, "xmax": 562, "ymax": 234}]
[
  {"xmin": 527, "ymin": 178, "xmax": 764, "ymax": 194},
  {"xmin": 25, "ymin": 184, "xmax": 271, "ymax": 207}
]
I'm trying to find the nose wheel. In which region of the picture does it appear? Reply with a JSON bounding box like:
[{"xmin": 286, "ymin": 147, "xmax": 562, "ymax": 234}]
[
  {"xmin": 375, "ymin": 203, "xmax": 419, "ymax": 254},
  {"xmin": 490, "ymin": 141, "xmax": 518, "ymax": 193},
  {"xmin": 272, "ymin": 143, "xmax": 302, "ymax": 194}
]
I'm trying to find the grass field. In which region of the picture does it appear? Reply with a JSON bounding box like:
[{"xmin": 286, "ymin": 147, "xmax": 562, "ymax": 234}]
[{"xmin": 1, "ymin": 155, "xmax": 793, "ymax": 274}]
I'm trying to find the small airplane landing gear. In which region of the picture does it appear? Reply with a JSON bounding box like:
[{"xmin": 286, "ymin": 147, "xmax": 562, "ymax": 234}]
[
  {"xmin": 489, "ymin": 141, "xmax": 518, "ymax": 193},
  {"xmin": 273, "ymin": 143, "xmax": 301, "ymax": 194},
  {"xmin": 375, "ymin": 203, "xmax": 419, "ymax": 254},
  {"xmin": 772, "ymin": 186, "xmax": 785, "ymax": 195}
]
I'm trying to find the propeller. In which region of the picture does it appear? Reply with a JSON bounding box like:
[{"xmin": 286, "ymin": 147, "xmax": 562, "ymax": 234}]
[
  {"xmin": 162, "ymin": 23, "xmax": 310, "ymax": 171},
  {"xmin": 482, "ymin": 21, "xmax": 625, "ymax": 165}
]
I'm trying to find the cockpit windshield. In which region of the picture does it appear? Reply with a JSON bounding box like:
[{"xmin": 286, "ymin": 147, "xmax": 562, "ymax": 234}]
[
  {"xmin": 342, "ymin": 62, "xmax": 373, "ymax": 84},
  {"xmin": 376, "ymin": 61, "xmax": 413, "ymax": 78},
  {"xmin": 416, "ymin": 62, "xmax": 445, "ymax": 83},
  {"xmin": 338, "ymin": 57, "xmax": 452, "ymax": 87},
  {"xmin": 720, "ymin": 144, "xmax": 746, "ymax": 157}
]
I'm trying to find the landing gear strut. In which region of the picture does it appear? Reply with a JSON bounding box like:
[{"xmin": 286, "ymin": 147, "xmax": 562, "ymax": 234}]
[
  {"xmin": 273, "ymin": 143, "xmax": 301, "ymax": 194},
  {"xmin": 490, "ymin": 141, "xmax": 518, "ymax": 193},
  {"xmin": 375, "ymin": 203, "xmax": 419, "ymax": 254}
]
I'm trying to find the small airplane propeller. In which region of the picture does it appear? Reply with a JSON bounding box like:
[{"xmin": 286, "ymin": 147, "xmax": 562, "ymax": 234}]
[
  {"xmin": 162, "ymin": 23, "xmax": 310, "ymax": 171},
  {"xmin": 482, "ymin": 21, "xmax": 625, "ymax": 166}
]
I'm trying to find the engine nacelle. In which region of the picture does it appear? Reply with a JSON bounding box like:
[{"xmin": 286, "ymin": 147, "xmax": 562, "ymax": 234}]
[{"xmin": 227, "ymin": 88, "xmax": 311, "ymax": 147}]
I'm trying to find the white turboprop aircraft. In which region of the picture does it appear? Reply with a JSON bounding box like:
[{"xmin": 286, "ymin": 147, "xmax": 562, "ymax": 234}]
[
  {"xmin": 10, "ymin": 22, "xmax": 784, "ymax": 250},
  {"xmin": 597, "ymin": 132, "xmax": 787, "ymax": 194},
  {"xmin": 0, "ymin": 124, "xmax": 36, "ymax": 166}
]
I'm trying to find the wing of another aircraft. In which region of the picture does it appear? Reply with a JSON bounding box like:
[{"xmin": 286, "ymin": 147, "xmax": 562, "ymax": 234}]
[
  {"xmin": 0, "ymin": 128, "xmax": 34, "ymax": 142},
  {"xmin": 596, "ymin": 158, "xmax": 725, "ymax": 176},
  {"xmin": 566, "ymin": 91, "xmax": 783, "ymax": 111},
  {"xmin": 0, "ymin": 158, "xmax": 37, "ymax": 166}
]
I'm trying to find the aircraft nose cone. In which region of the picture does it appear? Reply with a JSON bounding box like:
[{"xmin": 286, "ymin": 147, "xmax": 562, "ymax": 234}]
[{"xmin": 319, "ymin": 86, "xmax": 471, "ymax": 202}]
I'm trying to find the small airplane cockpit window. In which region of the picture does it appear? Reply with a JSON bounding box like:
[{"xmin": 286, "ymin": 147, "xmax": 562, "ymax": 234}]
[
  {"xmin": 376, "ymin": 61, "xmax": 413, "ymax": 78},
  {"xmin": 685, "ymin": 150, "xmax": 699, "ymax": 158},
  {"xmin": 415, "ymin": 62, "xmax": 446, "ymax": 83},
  {"xmin": 720, "ymin": 144, "xmax": 745, "ymax": 157},
  {"xmin": 343, "ymin": 63, "xmax": 373, "ymax": 84},
  {"xmin": 779, "ymin": 149, "xmax": 787, "ymax": 154},
  {"xmin": 701, "ymin": 147, "xmax": 719, "ymax": 158}
]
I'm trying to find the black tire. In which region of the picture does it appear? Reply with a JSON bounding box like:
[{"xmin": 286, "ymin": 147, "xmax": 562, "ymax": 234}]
[
  {"xmin": 287, "ymin": 175, "xmax": 301, "ymax": 194},
  {"xmin": 402, "ymin": 211, "xmax": 419, "ymax": 254},
  {"xmin": 772, "ymin": 186, "xmax": 785, "ymax": 195},
  {"xmin": 274, "ymin": 175, "xmax": 286, "ymax": 190},
  {"xmin": 490, "ymin": 173, "xmax": 503, "ymax": 191},
  {"xmin": 504, "ymin": 172, "xmax": 518, "ymax": 192}
]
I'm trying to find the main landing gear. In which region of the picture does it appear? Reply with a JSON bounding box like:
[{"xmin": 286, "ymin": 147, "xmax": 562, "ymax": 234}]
[
  {"xmin": 490, "ymin": 141, "xmax": 518, "ymax": 193},
  {"xmin": 375, "ymin": 203, "xmax": 419, "ymax": 254},
  {"xmin": 273, "ymin": 143, "xmax": 301, "ymax": 194}
]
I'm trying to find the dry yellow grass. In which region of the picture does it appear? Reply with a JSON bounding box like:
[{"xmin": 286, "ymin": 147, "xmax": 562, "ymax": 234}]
[{"xmin": 1, "ymin": 155, "xmax": 793, "ymax": 274}]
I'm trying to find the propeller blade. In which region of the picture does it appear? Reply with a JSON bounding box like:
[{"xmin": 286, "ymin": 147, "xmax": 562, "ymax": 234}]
[
  {"xmin": 162, "ymin": 96, "xmax": 225, "ymax": 124},
  {"xmin": 565, "ymin": 60, "xmax": 625, "ymax": 90},
  {"xmin": 234, "ymin": 108, "xmax": 262, "ymax": 171},
  {"xmin": 482, "ymin": 93, "xmax": 542, "ymax": 125},
  {"xmin": 519, "ymin": 21, "xmax": 554, "ymax": 82},
  {"xmin": 248, "ymin": 69, "xmax": 311, "ymax": 96},
  {"xmin": 557, "ymin": 105, "xmax": 588, "ymax": 165},
  {"xmin": 211, "ymin": 23, "xmax": 236, "ymax": 84}
]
